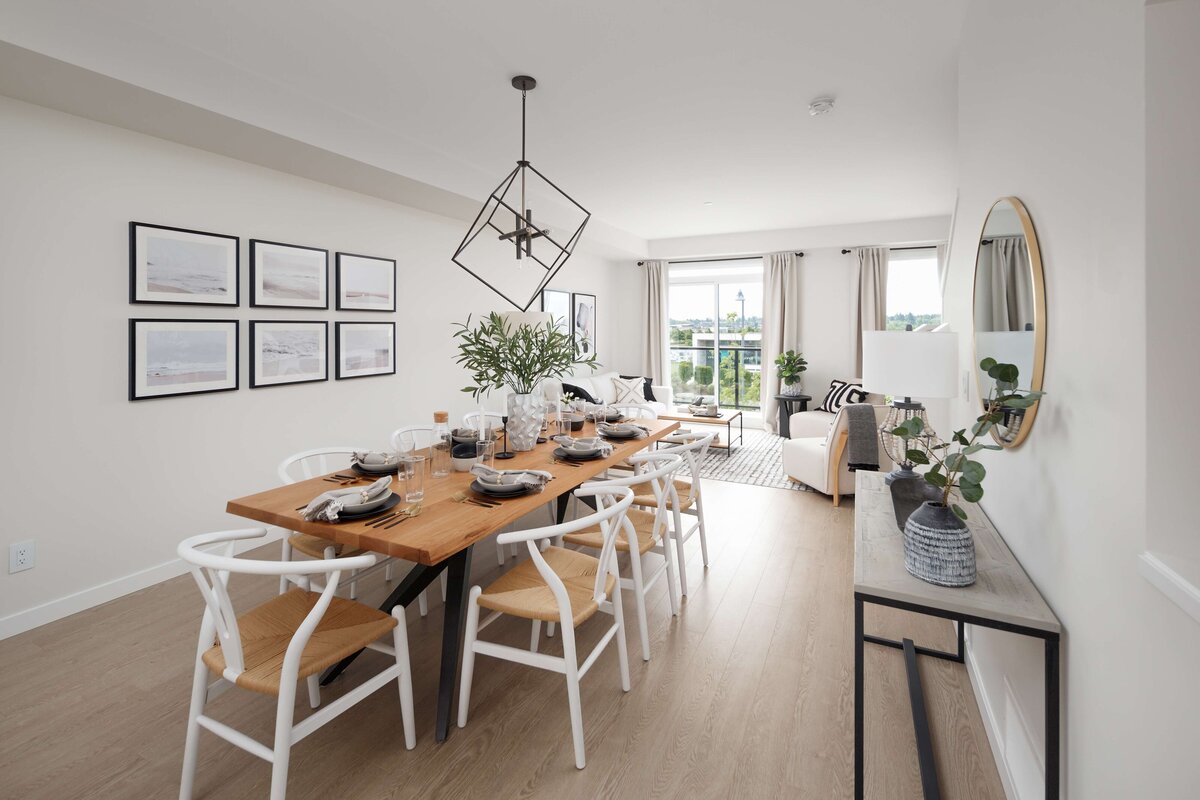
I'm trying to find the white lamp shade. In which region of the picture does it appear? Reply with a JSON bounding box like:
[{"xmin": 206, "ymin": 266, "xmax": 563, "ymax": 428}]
[{"xmin": 862, "ymin": 331, "xmax": 959, "ymax": 399}]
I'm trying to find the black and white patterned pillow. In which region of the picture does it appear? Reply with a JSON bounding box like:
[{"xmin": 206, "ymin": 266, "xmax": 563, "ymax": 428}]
[{"xmin": 817, "ymin": 379, "xmax": 869, "ymax": 413}]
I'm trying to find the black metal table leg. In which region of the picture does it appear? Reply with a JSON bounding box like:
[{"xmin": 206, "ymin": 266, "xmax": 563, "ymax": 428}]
[
  {"xmin": 903, "ymin": 638, "xmax": 942, "ymax": 800},
  {"xmin": 1045, "ymin": 635, "xmax": 1060, "ymax": 800},
  {"xmin": 320, "ymin": 560, "xmax": 445, "ymax": 686},
  {"xmin": 855, "ymin": 594, "xmax": 865, "ymax": 800},
  {"xmin": 435, "ymin": 546, "xmax": 474, "ymax": 742}
]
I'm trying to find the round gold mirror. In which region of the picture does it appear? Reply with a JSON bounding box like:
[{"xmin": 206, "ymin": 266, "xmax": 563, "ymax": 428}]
[{"xmin": 972, "ymin": 197, "xmax": 1046, "ymax": 448}]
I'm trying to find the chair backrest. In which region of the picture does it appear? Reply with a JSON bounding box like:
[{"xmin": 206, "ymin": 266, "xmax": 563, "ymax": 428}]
[
  {"xmin": 462, "ymin": 411, "xmax": 505, "ymax": 432},
  {"xmin": 177, "ymin": 528, "xmax": 375, "ymax": 683},
  {"xmin": 654, "ymin": 433, "xmax": 713, "ymax": 501},
  {"xmin": 496, "ymin": 486, "xmax": 635, "ymax": 607},
  {"xmin": 277, "ymin": 447, "xmax": 364, "ymax": 485},
  {"xmin": 611, "ymin": 403, "xmax": 659, "ymax": 420},
  {"xmin": 590, "ymin": 451, "xmax": 683, "ymax": 544},
  {"xmin": 391, "ymin": 425, "xmax": 434, "ymax": 454}
]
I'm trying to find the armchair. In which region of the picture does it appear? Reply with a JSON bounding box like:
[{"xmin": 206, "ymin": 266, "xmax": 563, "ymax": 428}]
[{"xmin": 782, "ymin": 404, "xmax": 892, "ymax": 506}]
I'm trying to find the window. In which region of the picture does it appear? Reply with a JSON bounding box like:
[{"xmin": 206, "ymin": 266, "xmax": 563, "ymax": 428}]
[
  {"xmin": 668, "ymin": 260, "xmax": 763, "ymax": 410},
  {"xmin": 886, "ymin": 250, "xmax": 943, "ymax": 330}
]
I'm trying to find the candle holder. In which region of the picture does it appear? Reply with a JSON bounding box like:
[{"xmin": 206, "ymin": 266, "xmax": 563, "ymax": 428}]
[{"xmin": 496, "ymin": 415, "xmax": 515, "ymax": 460}]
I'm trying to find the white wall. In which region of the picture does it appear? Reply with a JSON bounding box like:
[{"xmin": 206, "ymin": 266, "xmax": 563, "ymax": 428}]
[
  {"xmin": 647, "ymin": 217, "xmax": 951, "ymax": 409},
  {"xmin": 0, "ymin": 96, "xmax": 642, "ymax": 636},
  {"xmin": 1143, "ymin": 0, "xmax": 1200, "ymax": 618},
  {"xmin": 946, "ymin": 2, "xmax": 1200, "ymax": 797}
]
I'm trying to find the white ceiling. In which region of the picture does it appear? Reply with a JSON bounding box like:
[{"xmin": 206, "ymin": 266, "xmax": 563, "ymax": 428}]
[{"xmin": 0, "ymin": 0, "xmax": 965, "ymax": 242}]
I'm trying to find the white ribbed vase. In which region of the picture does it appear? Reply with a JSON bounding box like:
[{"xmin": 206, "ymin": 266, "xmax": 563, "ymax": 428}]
[
  {"xmin": 902, "ymin": 501, "xmax": 976, "ymax": 587},
  {"xmin": 506, "ymin": 393, "xmax": 544, "ymax": 452},
  {"xmin": 780, "ymin": 382, "xmax": 806, "ymax": 397}
]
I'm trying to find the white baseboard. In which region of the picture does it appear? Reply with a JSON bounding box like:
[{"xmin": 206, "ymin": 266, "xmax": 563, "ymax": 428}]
[
  {"xmin": 0, "ymin": 529, "xmax": 283, "ymax": 641},
  {"xmin": 965, "ymin": 639, "xmax": 1032, "ymax": 800}
]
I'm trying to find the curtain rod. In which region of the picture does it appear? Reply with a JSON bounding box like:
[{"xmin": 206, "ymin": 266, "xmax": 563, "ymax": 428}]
[
  {"xmin": 839, "ymin": 245, "xmax": 939, "ymax": 255},
  {"xmin": 637, "ymin": 253, "xmax": 804, "ymax": 267}
]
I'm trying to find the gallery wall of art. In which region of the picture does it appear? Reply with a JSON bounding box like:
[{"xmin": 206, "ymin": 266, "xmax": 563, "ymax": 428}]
[{"xmin": 0, "ymin": 95, "xmax": 644, "ymax": 635}]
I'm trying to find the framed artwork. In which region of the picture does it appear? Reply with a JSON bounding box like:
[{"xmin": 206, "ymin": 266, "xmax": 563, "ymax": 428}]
[
  {"xmin": 249, "ymin": 321, "xmax": 328, "ymax": 388},
  {"xmin": 541, "ymin": 288, "xmax": 572, "ymax": 334},
  {"xmin": 572, "ymin": 292, "xmax": 597, "ymax": 357},
  {"xmin": 129, "ymin": 319, "xmax": 239, "ymax": 400},
  {"xmin": 129, "ymin": 222, "xmax": 239, "ymax": 306},
  {"xmin": 250, "ymin": 239, "xmax": 328, "ymax": 309},
  {"xmin": 335, "ymin": 322, "xmax": 395, "ymax": 380},
  {"xmin": 336, "ymin": 253, "xmax": 396, "ymax": 311}
]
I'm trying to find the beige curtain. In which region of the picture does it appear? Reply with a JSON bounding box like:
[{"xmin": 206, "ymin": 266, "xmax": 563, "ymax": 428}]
[
  {"xmin": 988, "ymin": 237, "xmax": 1034, "ymax": 331},
  {"xmin": 642, "ymin": 260, "xmax": 669, "ymax": 384},
  {"xmin": 851, "ymin": 247, "xmax": 889, "ymax": 374},
  {"xmin": 761, "ymin": 252, "xmax": 802, "ymax": 434}
]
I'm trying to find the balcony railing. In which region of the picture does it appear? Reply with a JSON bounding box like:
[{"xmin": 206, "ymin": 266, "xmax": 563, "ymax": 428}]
[{"xmin": 669, "ymin": 345, "xmax": 762, "ymax": 410}]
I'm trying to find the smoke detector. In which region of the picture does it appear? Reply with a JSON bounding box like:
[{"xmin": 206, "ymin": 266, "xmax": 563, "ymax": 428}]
[{"xmin": 808, "ymin": 96, "xmax": 835, "ymax": 116}]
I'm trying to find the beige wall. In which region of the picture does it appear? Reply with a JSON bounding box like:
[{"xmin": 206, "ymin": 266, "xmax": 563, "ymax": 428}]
[{"xmin": 0, "ymin": 96, "xmax": 642, "ymax": 636}]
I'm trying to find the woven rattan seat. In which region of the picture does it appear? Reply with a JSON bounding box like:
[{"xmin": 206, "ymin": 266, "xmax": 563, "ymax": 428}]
[{"xmin": 477, "ymin": 546, "xmax": 616, "ymax": 627}]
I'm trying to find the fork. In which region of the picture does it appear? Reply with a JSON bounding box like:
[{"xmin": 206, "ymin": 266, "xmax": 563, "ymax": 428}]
[
  {"xmin": 451, "ymin": 492, "xmax": 498, "ymax": 508},
  {"xmin": 551, "ymin": 458, "xmax": 581, "ymax": 468}
]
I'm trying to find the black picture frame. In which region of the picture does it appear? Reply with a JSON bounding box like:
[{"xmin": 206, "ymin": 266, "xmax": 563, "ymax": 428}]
[
  {"xmin": 248, "ymin": 320, "xmax": 329, "ymax": 389},
  {"xmin": 335, "ymin": 252, "xmax": 397, "ymax": 312},
  {"xmin": 571, "ymin": 292, "xmax": 597, "ymax": 358},
  {"xmin": 129, "ymin": 222, "xmax": 240, "ymax": 306},
  {"xmin": 334, "ymin": 321, "xmax": 396, "ymax": 380},
  {"xmin": 249, "ymin": 239, "xmax": 329, "ymax": 309},
  {"xmin": 129, "ymin": 318, "xmax": 239, "ymax": 401},
  {"xmin": 541, "ymin": 288, "xmax": 573, "ymax": 334}
]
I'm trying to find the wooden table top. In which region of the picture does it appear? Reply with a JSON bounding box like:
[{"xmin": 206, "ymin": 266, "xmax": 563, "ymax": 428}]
[
  {"xmin": 226, "ymin": 419, "xmax": 680, "ymax": 566},
  {"xmin": 853, "ymin": 471, "xmax": 1061, "ymax": 634},
  {"xmin": 658, "ymin": 409, "xmax": 742, "ymax": 423}
]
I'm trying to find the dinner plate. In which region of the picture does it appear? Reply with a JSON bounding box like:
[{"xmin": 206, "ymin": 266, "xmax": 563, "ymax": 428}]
[
  {"xmin": 337, "ymin": 492, "xmax": 402, "ymax": 522},
  {"xmin": 470, "ymin": 478, "xmax": 531, "ymax": 498},
  {"xmin": 553, "ymin": 446, "xmax": 605, "ymax": 461},
  {"xmin": 351, "ymin": 461, "xmax": 399, "ymax": 476},
  {"xmin": 337, "ymin": 486, "xmax": 394, "ymax": 514},
  {"xmin": 599, "ymin": 425, "xmax": 641, "ymax": 440}
]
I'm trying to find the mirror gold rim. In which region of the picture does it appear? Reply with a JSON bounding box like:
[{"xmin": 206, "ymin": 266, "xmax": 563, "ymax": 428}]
[{"xmin": 971, "ymin": 196, "xmax": 1046, "ymax": 449}]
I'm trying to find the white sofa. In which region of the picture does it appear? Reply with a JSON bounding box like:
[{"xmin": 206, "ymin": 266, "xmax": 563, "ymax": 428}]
[
  {"xmin": 782, "ymin": 403, "xmax": 892, "ymax": 505},
  {"xmin": 541, "ymin": 371, "xmax": 672, "ymax": 414}
]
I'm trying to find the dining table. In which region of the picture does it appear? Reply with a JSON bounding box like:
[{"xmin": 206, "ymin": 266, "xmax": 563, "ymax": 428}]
[{"xmin": 226, "ymin": 417, "xmax": 680, "ymax": 742}]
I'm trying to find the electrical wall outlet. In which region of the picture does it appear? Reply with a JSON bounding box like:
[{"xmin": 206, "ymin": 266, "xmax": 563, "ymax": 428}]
[{"xmin": 9, "ymin": 540, "xmax": 35, "ymax": 573}]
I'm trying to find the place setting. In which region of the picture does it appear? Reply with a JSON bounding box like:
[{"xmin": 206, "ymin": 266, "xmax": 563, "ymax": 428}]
[{"xmin": 466, "ymin": 462, "xmax": 554, "ymax": 505}]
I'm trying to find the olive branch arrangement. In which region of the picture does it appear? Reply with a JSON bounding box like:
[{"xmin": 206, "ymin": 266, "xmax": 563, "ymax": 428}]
[
  {"xmin": 891, "ymin": 358, "xmax": 1044, "ymax": 521},
  {"xmin": 453, "ymin": 312, "xmax": 599, "ymax": 399}
]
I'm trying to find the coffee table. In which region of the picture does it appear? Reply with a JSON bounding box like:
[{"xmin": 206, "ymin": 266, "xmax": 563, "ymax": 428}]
[{"xmin": 656, "ymin": 409, "xmax": 744, "ymax": 456}]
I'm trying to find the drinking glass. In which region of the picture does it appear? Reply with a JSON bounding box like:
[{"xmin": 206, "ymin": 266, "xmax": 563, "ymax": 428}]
[
  {"xmin": 475, "ymin": 440, "xmax": 495, "ymax": 470},
  {"xmin": 398, "ymin": 454, "xmax": 426, "ymax": 502},
  {"xmin": 555, "ymin": 409, "xmax": 571, "ymax": 437}
]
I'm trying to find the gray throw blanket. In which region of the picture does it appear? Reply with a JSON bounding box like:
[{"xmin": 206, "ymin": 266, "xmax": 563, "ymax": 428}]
[{"xmin": 844, "ymin": 404, "xmax": 880, "ymax": 472}]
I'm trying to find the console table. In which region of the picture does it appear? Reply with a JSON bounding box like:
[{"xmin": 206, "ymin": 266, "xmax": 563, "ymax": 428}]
[
  {"xmin": 773, "ymin": 393, "xmax": 812, "ymax": 438},
  {"xmin": 853, "ymin": 471, "xmax": 1061, "ymax": 800}
]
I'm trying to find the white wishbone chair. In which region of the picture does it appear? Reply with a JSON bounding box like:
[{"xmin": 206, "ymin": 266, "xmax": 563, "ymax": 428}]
[
  {"xmin": 635, "ymin": 432, "xmax": 713, "ymax": 596},
  {"xmin": 457, "ymin": 486, "xmax": 635, "ymax": 769},
  {"xmin": 178, "ymin": 528, "xmax": 414, "ymax": 800},
  {"xmin": 609, "ymin": 403, "xmax": 659, "ymax": 420},
  {"xmin": 561, "ymin": 451, "xmax": 682, "ymax": 661},
  {"xmin": 276, "ymin": 448, "xmax": 426, "ymax": 614}
]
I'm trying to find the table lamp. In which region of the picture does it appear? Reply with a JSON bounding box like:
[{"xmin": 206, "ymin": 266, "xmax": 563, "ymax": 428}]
[{"xmin": 862, "ymin": 329, "xmax": 959, "ymax": 484}]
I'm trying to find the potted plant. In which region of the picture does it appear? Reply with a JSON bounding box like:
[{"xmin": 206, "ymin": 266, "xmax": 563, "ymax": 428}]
[
  {"xmin": 774, "ymin": 350, "xmax": 808, "ymax": 396},
  {"xmin": 889, "ymin": 357, "xmax": 1044, "ymax": 586},
  {"xmin": 453, "ymin": 312, "xmax": 598, "ymax": 451}
]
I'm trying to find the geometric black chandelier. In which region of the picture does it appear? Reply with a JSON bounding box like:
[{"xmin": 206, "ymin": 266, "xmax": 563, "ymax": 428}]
[{"xmin": 451, "ymin": 75, "xmax": 591, "ymax": 311}]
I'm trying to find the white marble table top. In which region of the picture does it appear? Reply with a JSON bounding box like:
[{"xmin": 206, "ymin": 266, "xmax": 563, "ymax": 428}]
[{"xmin": 854, "ymin": 471, "xmax": 1061, "ymax": 634}]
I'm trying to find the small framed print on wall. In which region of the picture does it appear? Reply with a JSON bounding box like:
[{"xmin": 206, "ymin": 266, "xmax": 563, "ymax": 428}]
[
  {"xmin": 541, "ymin": 288, "xmax": 572, "ymax": 334},
  {"xmin": 250, "ymin": 239, "xmax": 329, "ymax": 309},
  {"xmin": 336, "ymin": 253, "xmax": 397, "ymax": 311},
  {"xmin": 572, "ymin": 292, "xmax": 597, "ymax": 357},
  {"xmin": 249, "ymin": 321, "xmax": 328, "ymax": 388},
  {"xmin": 129, "ymin": 319, "xmax": 239, "ymax": 400},
  {"xmin": 335, "ymin": 322, "xmax": 395, "ymax": 380},
  {"xmin": 129, "ymin": 222, "xmax": 239, "ymax": 306}
]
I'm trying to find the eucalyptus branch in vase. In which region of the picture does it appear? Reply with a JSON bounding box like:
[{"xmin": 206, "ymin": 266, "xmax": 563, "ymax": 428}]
[
  {"xmin": 452, "ymin": 312, "xmax": 598, "ymax": 398},
  {"xmin": 891, "ymin": 357, "xmax": 1045, "ymax": 522}
]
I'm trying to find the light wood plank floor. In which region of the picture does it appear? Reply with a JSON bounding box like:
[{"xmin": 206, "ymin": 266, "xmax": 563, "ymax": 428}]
[{"xmin": 0, "ymin": 481, "xmax": 1003, "ymax": 799}]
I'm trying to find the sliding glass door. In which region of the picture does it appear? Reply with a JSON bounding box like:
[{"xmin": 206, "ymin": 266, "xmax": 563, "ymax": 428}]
[{"xmin": 668, "ymin": 261, "xmax": 763, "ymax": 410}]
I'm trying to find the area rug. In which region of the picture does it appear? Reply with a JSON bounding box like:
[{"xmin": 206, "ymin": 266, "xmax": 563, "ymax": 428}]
[{"xmin": 688, "ymin": 427, "xmax": 813, "ymax": 492}]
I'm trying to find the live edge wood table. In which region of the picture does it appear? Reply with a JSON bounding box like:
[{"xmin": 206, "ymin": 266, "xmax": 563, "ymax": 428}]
[
  {"xmin": 853, "ymin": 472, "xmax": 1062, "ymax": 800},
  {"xmin": 226, "ymin": 418, "xmax": 679, "ymax": 743}
]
